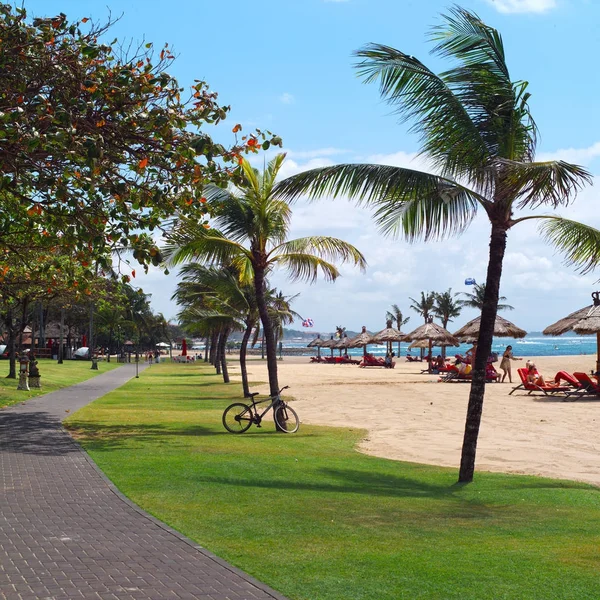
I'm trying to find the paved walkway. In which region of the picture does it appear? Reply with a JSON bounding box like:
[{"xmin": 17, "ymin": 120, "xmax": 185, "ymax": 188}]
[{"xmin": 0, "ymin": 364, "xmax": 287, "ymax": 600}]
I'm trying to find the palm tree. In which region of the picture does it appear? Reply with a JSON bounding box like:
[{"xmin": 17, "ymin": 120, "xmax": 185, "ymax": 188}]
[
  {"xmin": 275, "ymin": 7, "xmax": 600, "ymax": 481},
  {"xmin": 409, "ymin": 292, "xmax": 435, "ymax": 359},
  {"xmin": 269, "ymin": 290, "xmax": 301, "ymax": 353},
  {"xmin": 386, "ymin": 304, "xmax": 410, "ymax": 356},
  {"xmin": 433, "ymin": 289, "xmax": 462, "ymax": 329},
  {"xmin": 409, "ymin": 292, "xmax": 435, "ymax": 324},
  {"xmin": 433, "ymin": 289, "xmax": 462, "ymax": 358},
  {"xmin": 459, "ymin": 283, "xmax": 513, "ymax": 312},
  {"xmin": 173, "ymin": 263, "xmax": 256, "ymax": 391},
  {"xmin": 165, "ymin": 153, "xmax": 366, "ymax": 402}
]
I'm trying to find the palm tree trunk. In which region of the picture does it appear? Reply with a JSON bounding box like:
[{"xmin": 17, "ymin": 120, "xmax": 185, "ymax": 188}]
[
  {"xmin": 239, "ymin": 320, "xmax": 254, "ymax": 397},
  {"xmin": 204, "ymin": 336, "xmax": 209, "ymax": 362},
  {"xmin": 219, "ymin": 327, "xmax": 230, "ymax": 383},
  {"xmin": 253, "ymin": 267, "xmax": 280, "ymax": 398},
  {"xmin": 442, "ymin": 318, "xmax": 448, "ymax": 360},
  {"xmin": 5, "ymin": 308, "xmax": 16, "ymax": 379},
  {"xmin": 58, "ymin": 308, "xmax": 64, "ymax": 364},
  {"xmin": 214, "ymin": 330, "xmax": 222, "ymax": 375},
  {"xmin": 459, "ymin": 223, "xmax": 507, "ymax": 483},
  {"xmin": 209, "ymin": 331, "xmax": 218, "ymax": 365}
]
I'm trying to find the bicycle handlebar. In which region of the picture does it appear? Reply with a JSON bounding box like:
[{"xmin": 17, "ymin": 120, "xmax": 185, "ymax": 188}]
[{"xmin": 279, "ymin": 385, "xmax": 290, "ymax": 394}]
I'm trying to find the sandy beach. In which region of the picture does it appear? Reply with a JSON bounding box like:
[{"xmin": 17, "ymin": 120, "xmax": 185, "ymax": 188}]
[{"xmin": 228, "ymin": 354, "xmax": 600, "ymax": 487}]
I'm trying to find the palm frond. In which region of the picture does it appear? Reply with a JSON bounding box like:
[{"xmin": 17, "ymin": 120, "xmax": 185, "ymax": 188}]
[
  {"xmin": 276, "ymin": 164, "xmax": 484, "ymax": 241},
  {"xmin": 164, "ymin": 225, "xmax": 250, "ymax": 267},
  {"xmin": 539, "ymin": 217, "xmax": 600, "ymax": 275},
  {"xmin": 354, "ymin": 43, "xmax": 489, "ymax": 178},
  {"xmin": 501, "ymin": 159, "xmax": 592, "ymax": 210},
  {"xmin": 271, "ymin": 236, "xmax": 367, "ymax": 271},
  {"xmin": 201, "ymin": 184, "xmax": 237, "ymax": 205},
  {"xmin": 241, "ymin": 158, "xmax": 262, "ymax": 196},
  {"xmin": 431, "ymin": 7, "xmax": 537, "ymax": 163},
  {"xmin": 272, "ymin": 253, "xmax": 340, "ymax": 283},
  {"xmin": 262, "ymin": 153, "xmax": 287, "ymax": 199}
]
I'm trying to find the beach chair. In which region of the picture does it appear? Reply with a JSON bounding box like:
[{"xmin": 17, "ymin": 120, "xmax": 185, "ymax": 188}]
[
  {"xmin": 359, "ymin": 353, "xmax": 389, "ymax": 368},
  {"xmin": 551, "ymin": 371, "xmax": 593, "ymax": 400},
  {"xmin": 439, "ymin": 365, "xmax": 498, "ymax": 383},
  {"xmin": 509, "ymin": 368, "xmax": 570, "ymax": 397},
  {"xmin": 339, "ymin": 356, "xmax": 361, "ymax": 365},
  {"xmin": 573, "ymin": 372, "xmax": 600, "ymax": 395}
]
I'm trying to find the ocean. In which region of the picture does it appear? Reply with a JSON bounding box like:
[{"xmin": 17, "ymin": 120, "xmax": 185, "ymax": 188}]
[{"xmin": 284, "ymin": 334, "xmax": 598, "ymax": 358}]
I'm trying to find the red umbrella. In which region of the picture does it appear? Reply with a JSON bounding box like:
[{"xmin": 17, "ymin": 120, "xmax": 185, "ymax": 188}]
[{"xmin": 181, "ymin": 338, "xmax": 187, "ymax": 357}]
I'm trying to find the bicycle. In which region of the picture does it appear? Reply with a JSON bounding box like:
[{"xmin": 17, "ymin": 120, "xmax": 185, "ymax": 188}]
[{"xmin": 222, "ymin": 385, "xmax": 299, "ymax": 434}]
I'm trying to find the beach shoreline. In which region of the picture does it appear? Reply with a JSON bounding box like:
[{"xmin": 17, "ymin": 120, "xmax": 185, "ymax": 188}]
[{"xmin": 226, "ymin": 354, "xmax": 600, "ymax": 487}]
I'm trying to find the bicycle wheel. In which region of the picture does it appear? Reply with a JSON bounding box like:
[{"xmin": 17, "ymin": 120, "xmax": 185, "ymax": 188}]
[
  {"xmin": 223, "ymin": 403, "xmax": 253, "ymax": 433},
  {"xmin": 274, "ymin": 403, "xmax": 299, "ymax": 433}
]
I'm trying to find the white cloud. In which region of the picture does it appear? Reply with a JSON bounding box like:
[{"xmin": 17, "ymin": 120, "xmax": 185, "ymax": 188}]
[
  {"xmin": 485, "ymin": 0, "xmax": 557, "ymax": 14},
  {"xmin": 279, "ymin": 92, "xmax": 294, "ymax": 105},
  {"xmin": 537, "ymin": 141, "xmax": 600, "ymax": 166}
]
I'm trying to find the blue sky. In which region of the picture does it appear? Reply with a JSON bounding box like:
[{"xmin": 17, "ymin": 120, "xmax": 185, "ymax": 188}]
[{"xmin": 23, "ymin": 0, "xmax": 600, "ymax": 333}]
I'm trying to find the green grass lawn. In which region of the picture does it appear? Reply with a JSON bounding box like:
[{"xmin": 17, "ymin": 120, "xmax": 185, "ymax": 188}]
[
  {"xmin": 0, "ymin": 359, "xmax": 121, "ymax": 409},
  {"xmin": 66, "ymin": 362, "xmax": 600, "ymax": 600}
]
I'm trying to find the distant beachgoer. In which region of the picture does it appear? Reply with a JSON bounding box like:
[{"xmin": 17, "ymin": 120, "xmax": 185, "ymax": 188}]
[
  {"xmin": 456, "ymin": 358, "xmax": 471, "ymax": 377},
  {"xmin": 384, "ymin": 351, "xmax": 395, "ymax": 368},
  {"xmin": 500, "ymin": 345, "xmax": 522, "ymax": 383},
  {"xmin": 466, "ymin": 342, "xmax": 477, "ymax": 365}
]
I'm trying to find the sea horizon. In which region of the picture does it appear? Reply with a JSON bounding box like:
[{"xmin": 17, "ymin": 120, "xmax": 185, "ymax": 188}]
[{"xmin": 283, "ymin": 334, "xmax": 598, "ymax": 358}]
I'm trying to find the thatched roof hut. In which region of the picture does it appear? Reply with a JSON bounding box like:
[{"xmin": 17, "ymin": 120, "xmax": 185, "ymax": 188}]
[
  {"xmin": 307, "ymin": 335, "xmax": 325, "ymax": 348},
  {"xmin": 542, "ymin": 305, "xmax": 596, "ymax": 336},
  {"xmin": 347, "ymin": 326, "xmax": 375, "ymax": 356},
  {"xmin": 453, "ymin": 315, "xmax": 527, "ymax": 342},
  {"xmin": 543, "ymin": 292, "xmax": 600, "ymax": 373},
  {"xmin": 404, "ymin": 321, "xmax": 460, "ymax": 346},
  {"xmin": 371, "ymin": 320, "xmax": 406, "ymax": 344}
]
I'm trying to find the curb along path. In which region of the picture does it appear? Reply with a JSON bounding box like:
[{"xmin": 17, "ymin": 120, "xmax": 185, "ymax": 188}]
[{"xmin": 0, "ymin": 364, "xmax": 287, "ymax": 600}]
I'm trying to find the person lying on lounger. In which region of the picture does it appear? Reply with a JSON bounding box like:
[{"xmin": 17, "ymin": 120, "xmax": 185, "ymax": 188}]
[{"xmin": 526, "ymin": 363, "xmax": 546, "ymax": 386}]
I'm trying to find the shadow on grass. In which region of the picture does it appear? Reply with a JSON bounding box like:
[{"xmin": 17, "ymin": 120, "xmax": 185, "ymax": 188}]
[
  {"xmin": 190, "ymin": 467, "xmax": 461, "ymax": 501},
  {"xmin": 67, "ymin": 421, "xmax": 223, "ymax": 450},
  {"xmin": 189, "ymin": 465, "xmax": 596, "ymax": 504}
]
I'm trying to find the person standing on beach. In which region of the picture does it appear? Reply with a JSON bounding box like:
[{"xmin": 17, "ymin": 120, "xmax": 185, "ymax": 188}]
[{"xmin": 500, "ymin": 345, "xmax": 522, "ymax": 383}]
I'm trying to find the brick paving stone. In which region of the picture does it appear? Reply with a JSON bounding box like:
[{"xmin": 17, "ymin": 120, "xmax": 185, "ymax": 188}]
[{"xmin": 1, "ymin": 364, "xmax": 288, "ymax": 600}]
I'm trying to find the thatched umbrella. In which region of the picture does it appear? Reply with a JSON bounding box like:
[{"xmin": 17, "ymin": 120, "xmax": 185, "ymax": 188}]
[
  {"xmin": 334, "ymin": 334, "xmax": 353, "ymax": 356},
  {"xmin": 347, "ymin": 326, "xmax": 375, "ymax": 357},
  {"xmin": 371, "ymin": 320, "xmax": 407, "ymax": 355},
  {"xmin": 319, "ymin": 335, "xmax": 337, "ymax": 358},
  {"xmin": 453, "ymin": 315, "xmax": 527, "ymax": 343},
  {"xmin": 404, "ymin": 320, "xmax": 460, "ymax": 370},
  {"xmin": 543, "ymin": 292, "xmax": 600, "ymax": 373},
  {"xmin": 307, "ymin": 334, "xmax": 325, "ymax": 359}
]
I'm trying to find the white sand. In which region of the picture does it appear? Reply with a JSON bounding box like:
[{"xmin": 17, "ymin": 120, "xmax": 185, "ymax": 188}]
[{"xmin": 228, "ymin": 354, "xmax": 600, "ymax": 486}]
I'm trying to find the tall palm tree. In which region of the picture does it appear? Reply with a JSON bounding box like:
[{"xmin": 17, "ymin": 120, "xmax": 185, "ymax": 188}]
[
  {"xmin": 275, "ymin": 7, "xmax": 600, "ymax": 481},
  {"xmin": 409, "ymin": 292, "xmax": 436, "ymax": 324},
  {"xmin": 458, "ymin": 283, "xmax": 513, "ymax": 312},
  {"xmin": 409, "ymin": 292, "xmax": 435, "ymax": 359},
  {"xmin": 433, "ymin": 289, "xmax": 462, "ymax": 329},
  {"xmin": 166, "ymin": 153, "xmax": 366, "ymax": 400},
  {"xmin": 386, "ymin": 304, "xmax": 410, "ymax": 356},
  {"xmin": 272, "ymin": 291, "xmax": 301, "ymax": 348},
  {"xmin": 173, "ymin": 263, "xmax": 256, "ymax": 391},
  {"xmin": 433, "ymin": 289, "xmax": 462, "ymax": 358}
]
